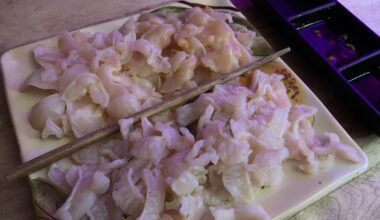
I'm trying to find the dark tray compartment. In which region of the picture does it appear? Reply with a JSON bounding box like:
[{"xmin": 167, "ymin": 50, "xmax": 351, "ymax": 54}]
[
  {"xmin": 342, "ymin": 52, "xmax": 380, "ymax": 112},
  {"xmin": 291, "ymin": 4, "xmax": 380, "ymax": 68},
  {"xmin": 259, "ymin": 0, "xmax": 333, "ymax": 18},
  {"xmin": 252, "ymin": 0, "xmax": 380, "ymax": 134},
  {"xmin": 340, "ymin": 52, "xmax": 380, "ymax": 132}
]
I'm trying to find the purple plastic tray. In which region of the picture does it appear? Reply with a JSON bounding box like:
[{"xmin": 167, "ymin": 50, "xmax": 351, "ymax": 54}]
[{"xmin": 252, "ymin": 0, "xmax": 380, "ymax": 134}]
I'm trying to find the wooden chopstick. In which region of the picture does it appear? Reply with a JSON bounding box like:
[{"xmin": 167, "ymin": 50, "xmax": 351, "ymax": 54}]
[{"xmin": 6, "ymin": 47, "xmax": 290, "ymax": 181}]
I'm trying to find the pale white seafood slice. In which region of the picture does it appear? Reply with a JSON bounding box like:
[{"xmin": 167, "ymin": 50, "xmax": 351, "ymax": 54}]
[
  {"xmin": 30, "ymin": 93, "xmax": 65, "ymax": 131},
  {"xmin": 68, "ymin": 104, "xmax": 107, "ymax": 138},
  {"xmin": 61, "ymin": 72, "xmax": 109, "ymax": 108}
]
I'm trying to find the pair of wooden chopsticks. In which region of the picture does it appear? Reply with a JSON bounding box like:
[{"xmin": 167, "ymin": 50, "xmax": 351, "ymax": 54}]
[{"xmin": 5, "ymin": 47, "xmax": 290, "ymax": 181}]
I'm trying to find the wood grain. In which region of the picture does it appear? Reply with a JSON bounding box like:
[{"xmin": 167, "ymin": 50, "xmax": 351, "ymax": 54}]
[
  {"xmin": 290, "ymin": 164, "xmax": 380, "ymax": 220},
  {"xmin": 0, "ymin": 0, "xmax": 169, "ymax": 52},
  {"xmin": 0, "ymin": 0, "xmax": 379, "ymax": 220}
]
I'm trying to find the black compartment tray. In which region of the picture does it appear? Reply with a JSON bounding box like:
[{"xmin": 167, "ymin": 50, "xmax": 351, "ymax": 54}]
[{"xmin": 252, "ymin": 0, "xmax": 380, "ymax": 134}]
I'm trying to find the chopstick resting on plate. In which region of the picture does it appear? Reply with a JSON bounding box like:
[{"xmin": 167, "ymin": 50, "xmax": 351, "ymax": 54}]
[{"xmin": 5, "ymin": 47, "xmax": 290, "ymax": 182}]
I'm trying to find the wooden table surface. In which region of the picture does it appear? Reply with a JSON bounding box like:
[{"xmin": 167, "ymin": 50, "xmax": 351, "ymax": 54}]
[{"xmin": 0, "ymin": 0, "xmax": 379, "ymax": 219}]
